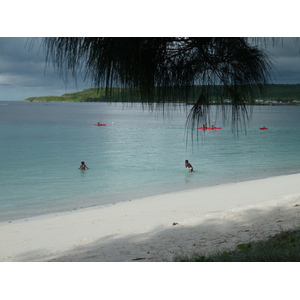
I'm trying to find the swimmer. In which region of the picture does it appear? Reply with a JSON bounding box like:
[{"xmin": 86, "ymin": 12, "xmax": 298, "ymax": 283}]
[
  {"xmin": 185, "ymin": 160, "xmax": 194, "ymax": 172},
  {"xmin": 79, "ymin": 161, "xmax": 89, "ymax": 170}
]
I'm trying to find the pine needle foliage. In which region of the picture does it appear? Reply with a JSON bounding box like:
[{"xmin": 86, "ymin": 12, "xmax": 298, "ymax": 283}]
[{"xmin": 42, "ymin": 37, "xmax": 273, "ymax": 131}]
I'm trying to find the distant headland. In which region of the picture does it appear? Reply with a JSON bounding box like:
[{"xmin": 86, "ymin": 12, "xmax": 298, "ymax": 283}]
[{"xmin": 23, "ymin": 84, "xmax": 300, "ymax": 105}]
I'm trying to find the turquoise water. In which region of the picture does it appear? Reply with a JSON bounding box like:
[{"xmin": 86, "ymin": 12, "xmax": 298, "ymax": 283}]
[{"xmin": 1, "ymin": 101, "xmax": 300, "ymax": 221}]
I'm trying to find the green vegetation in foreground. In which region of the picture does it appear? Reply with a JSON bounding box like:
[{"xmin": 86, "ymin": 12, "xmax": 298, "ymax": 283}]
[
  {"xmin": 176, "ymin": 227, "xmax": 300, "ymax": 262},
  {"xmin": 23, "ymin": 84, "xmax": 300, "ymax": 103}
]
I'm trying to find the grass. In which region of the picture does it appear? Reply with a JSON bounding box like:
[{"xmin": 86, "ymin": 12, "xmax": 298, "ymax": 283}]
[{"xmin": 175, "ymin": 228, "xmax": 300, "ymax": 262}]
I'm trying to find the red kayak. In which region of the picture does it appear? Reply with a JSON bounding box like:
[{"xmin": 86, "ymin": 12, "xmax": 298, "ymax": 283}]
[
  {"xmin": 198, "ymin": 127, "xmax": 222, "ymax": 130},
  {"xmin": 94, "ymin": 124, "xmax": 106, "ymax": 126},
  {"xmin": 260, "ymin": 127, "xmax": 268, "ymax": 130}
]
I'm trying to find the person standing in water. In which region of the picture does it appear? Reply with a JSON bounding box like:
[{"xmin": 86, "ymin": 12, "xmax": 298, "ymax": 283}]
[
  {"xmin": 79, "ymin": 161, "xmax": 89, "ymax": 170},
  {"xmin": 185, "ymin": 160, "xmax": 194, "ymax": 172}
]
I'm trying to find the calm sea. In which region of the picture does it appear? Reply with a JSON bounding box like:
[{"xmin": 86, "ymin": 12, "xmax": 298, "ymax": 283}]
[{"xmin": 0, "ymin": 101, "xmax": 299, "ymax": 222}]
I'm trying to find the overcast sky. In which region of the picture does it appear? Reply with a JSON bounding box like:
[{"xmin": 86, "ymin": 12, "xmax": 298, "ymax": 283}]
[
  {"xmin": 0, "ymin": 37, "xmax": 90, "ymax": 101},
  {"xmin": 0, "ymin": 37, "xmax": 300, "ymax": 101}
]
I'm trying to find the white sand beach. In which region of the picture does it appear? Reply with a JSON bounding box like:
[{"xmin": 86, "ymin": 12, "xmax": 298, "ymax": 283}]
[{"xmin": 1, "ymin": 173, "xmax": 300, "ymax": 262}]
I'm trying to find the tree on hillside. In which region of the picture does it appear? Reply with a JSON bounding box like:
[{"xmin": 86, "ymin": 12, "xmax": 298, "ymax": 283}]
[{"xmin": 41, "ymin": 37, "xmax": 274, "ymax": 132}]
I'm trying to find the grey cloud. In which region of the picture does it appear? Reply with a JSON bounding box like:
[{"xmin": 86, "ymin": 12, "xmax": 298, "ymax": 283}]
[
  {"xmin": 265, "ymin": 37, "xmax": 300, "ymax": 83},
  {"xmin": 0, "ymin": 37, "xmax": 88, "ymax": 100}
]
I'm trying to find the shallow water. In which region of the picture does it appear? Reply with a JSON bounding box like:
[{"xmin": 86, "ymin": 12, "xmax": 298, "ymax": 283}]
[{"xmin": 1, "ymin": 101, "xmax": 299, "ymax": 221}]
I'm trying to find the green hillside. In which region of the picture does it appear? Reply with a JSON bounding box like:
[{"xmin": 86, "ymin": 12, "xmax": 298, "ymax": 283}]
[
  {"xmin": 263, "ymin": 84, "xmax": 300, "ymax": 101},
  {"xmin": 23, "ymin": 84, "xmax": 300, "ymax": 103},
  {"xmin": 23, "ymin": 88, "xmax": 140, "ymax": 102}
]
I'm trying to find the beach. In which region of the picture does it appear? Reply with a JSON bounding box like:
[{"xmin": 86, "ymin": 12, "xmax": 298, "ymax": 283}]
[{"xmin": 1, "ymin": 173, "xmax": 300, "ymax": 262}]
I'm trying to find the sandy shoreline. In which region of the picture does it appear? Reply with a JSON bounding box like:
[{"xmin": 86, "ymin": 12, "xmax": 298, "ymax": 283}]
[{"xmin": 1, "ymin": 173, "xmax": 300, "ymax": 262}]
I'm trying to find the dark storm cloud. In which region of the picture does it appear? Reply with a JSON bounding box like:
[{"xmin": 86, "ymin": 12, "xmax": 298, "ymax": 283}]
[
  {"xmin": 1, "ymin": 37, "xmax": 300, "ymax": 100},
  {"xmin": 264, "ymin": 37, "xmax": 300, "ymax": 83},
  {"xmin": 0, "ymin": 37, "xmax": 88, "ymax": 100},
  {"xmin": 0, "ymin": 38, "xmax": 45, "ymax": 80}
]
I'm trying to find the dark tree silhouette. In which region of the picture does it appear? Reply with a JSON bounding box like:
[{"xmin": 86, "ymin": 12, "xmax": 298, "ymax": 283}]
[{"xmin": 41, "ymin": 37, "xmax": 273, "ymax": 132}]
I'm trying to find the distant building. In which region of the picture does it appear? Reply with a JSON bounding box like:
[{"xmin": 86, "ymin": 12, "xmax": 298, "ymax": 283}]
[{"xmin": 255, "ymin": 99, "xmax": 264, "ymax": 104}]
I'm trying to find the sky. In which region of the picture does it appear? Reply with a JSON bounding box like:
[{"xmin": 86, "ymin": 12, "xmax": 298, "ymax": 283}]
[
  {"xmin": 0, "ymin": 37, "xmax": 300, "ymax": 101},
  {"xmin": 0, "ymin": 37, "xmax": 90, "ymax": 101}
]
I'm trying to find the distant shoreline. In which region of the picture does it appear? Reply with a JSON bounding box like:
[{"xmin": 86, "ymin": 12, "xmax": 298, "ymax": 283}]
[
  {"xmin": 22, "ymin": 99, "xmax": 299, "ymax": 106},
  {"xmin": 22, "ymin": 84, "xmax": 300, "ymax": 104}
]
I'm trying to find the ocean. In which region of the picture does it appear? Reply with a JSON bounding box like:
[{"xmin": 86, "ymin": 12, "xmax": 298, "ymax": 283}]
[{"xmin": 1, "ymin": 101, "xmax": 299, "ymax": 222}]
